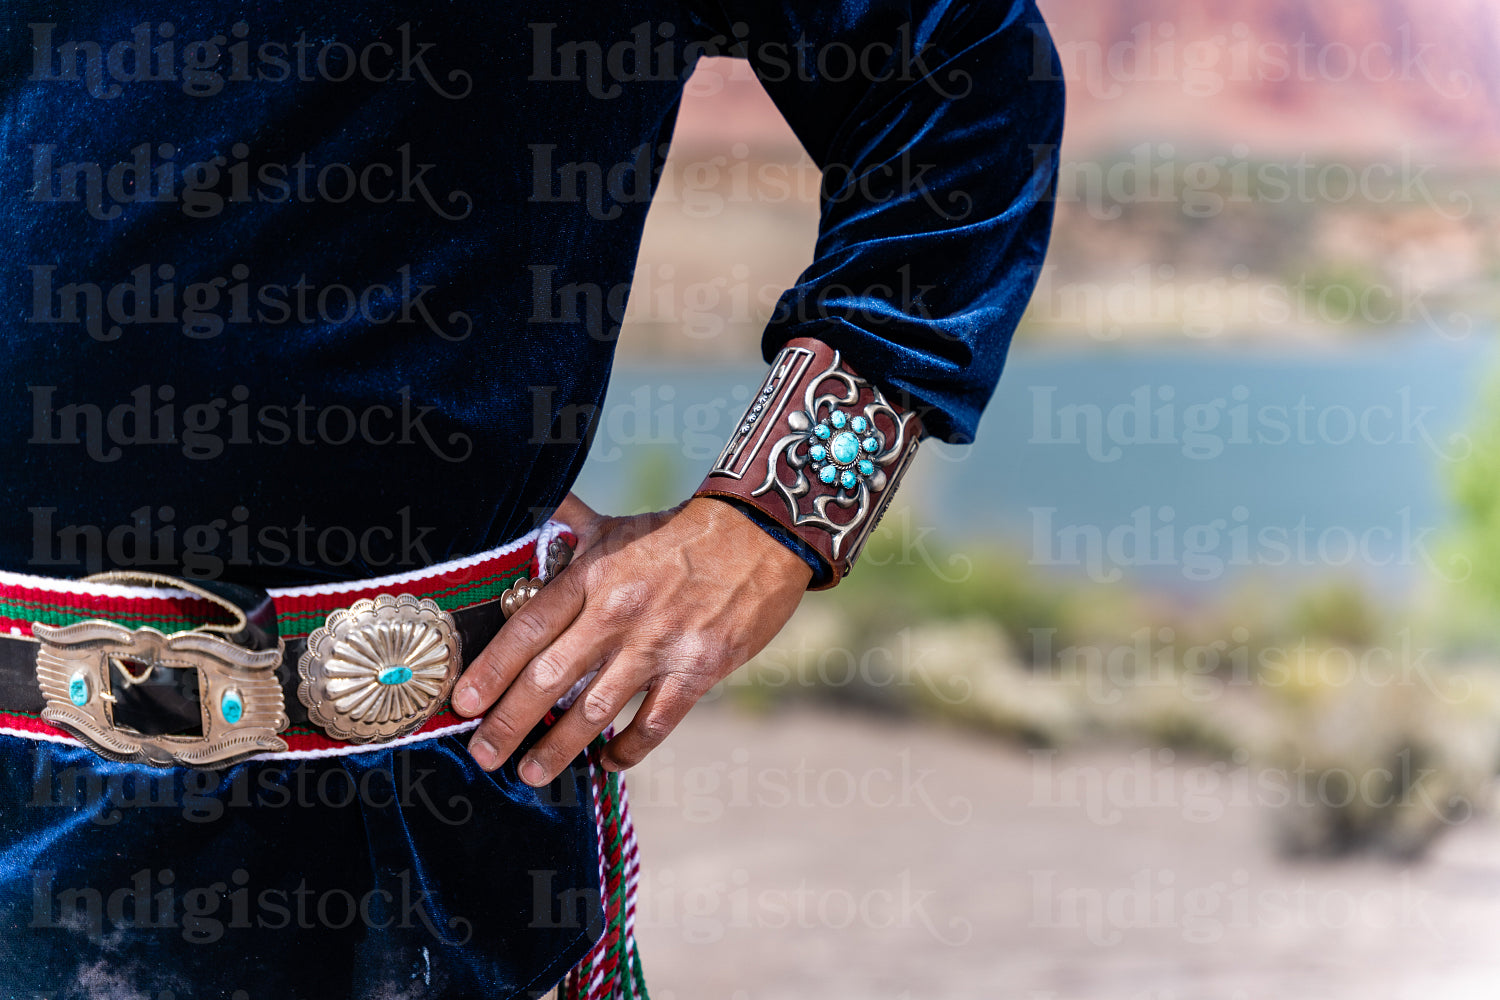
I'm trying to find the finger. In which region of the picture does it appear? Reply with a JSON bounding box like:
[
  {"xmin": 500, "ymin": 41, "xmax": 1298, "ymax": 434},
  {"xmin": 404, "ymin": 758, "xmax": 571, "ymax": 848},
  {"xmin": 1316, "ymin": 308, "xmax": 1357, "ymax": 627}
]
[
  {"xmin": 599, "ymin": 675, "xmax": 703, "ymax": 772},
  {"xmin": 452, "ymin": 566, "xmax": 586, "ymax": 718},
  {"xmin": 466, "ymin": 616, "xmax": 622, "ymax": 771},
  {"xmin": 515, "ymin": 655, "xmax": 653, "ymax": 786}
]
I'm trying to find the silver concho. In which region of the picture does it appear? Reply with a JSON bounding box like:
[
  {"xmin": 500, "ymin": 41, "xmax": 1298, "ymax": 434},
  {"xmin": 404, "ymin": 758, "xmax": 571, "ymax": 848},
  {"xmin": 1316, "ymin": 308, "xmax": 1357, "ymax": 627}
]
[
  {"xmin": 297, "ymin": 594, "xmax": 461, "ymax": 743},
  {"xmin": 499, "ymin": 578, "xmax": 542, "ymax": 619},
  {"xmin": 543, "ymin": 535, "xmax": 574, "ymax": 579},
  {"xmin": 500, "ymin": 534, "xmax": 577, "ymax": 619}
]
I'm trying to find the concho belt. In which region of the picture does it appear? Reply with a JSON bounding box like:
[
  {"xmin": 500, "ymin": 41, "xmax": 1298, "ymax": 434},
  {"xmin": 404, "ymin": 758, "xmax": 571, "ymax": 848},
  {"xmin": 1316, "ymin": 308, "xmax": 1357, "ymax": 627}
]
[{"xmin": 0, "ymin": 526, "xmax": 574, "ymax": 769}]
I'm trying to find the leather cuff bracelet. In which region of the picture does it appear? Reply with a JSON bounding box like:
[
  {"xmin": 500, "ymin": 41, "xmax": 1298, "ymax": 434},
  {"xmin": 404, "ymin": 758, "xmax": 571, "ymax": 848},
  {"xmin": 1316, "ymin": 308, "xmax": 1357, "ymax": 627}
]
[{"xmin": 695, "ymin": 337, "xmax": 923, "ymax": 589}]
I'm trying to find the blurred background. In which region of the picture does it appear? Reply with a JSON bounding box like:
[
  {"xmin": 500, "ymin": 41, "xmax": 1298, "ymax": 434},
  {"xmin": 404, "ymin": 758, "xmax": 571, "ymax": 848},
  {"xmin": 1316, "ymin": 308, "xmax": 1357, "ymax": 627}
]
[{"xmin": 571, "ymin": 2, "xmax": 1500, "ymax": 996}]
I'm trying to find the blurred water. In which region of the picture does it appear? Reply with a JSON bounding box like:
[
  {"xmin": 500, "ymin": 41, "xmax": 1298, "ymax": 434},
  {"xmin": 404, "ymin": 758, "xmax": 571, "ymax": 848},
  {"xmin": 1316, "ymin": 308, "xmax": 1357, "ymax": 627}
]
[{"xmin": 575, "ymin": 335, "xmax": 1496, "ymax": 595}]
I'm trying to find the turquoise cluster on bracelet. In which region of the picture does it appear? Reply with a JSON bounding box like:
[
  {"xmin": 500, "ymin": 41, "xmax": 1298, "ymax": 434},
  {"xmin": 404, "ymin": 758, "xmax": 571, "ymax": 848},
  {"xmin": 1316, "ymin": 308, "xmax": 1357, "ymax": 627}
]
[{"xmin": 805, "ymin": 408, "xmax": 883, "ymax": 493}]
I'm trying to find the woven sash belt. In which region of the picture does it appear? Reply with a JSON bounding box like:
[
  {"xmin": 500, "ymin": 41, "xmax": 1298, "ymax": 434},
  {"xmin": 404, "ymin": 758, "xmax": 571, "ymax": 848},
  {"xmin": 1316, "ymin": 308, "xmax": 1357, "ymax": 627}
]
[{"xmin": 0, "ymin": 524, "xmax": 575, "ymax": 767}]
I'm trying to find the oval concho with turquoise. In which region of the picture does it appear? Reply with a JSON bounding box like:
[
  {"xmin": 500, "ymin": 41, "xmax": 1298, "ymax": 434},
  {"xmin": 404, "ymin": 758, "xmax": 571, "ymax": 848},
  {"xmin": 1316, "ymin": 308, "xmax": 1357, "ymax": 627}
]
[{"xmin": 296, "ymin": 593, "xmax": 462, "ymax": 743}]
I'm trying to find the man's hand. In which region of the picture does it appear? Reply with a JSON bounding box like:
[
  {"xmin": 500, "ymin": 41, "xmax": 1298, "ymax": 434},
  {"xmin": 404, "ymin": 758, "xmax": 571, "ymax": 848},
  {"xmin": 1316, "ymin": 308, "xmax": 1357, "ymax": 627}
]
[{"xmin": 451, "ymin": 493, "xmax": 813, "ymax": 784}]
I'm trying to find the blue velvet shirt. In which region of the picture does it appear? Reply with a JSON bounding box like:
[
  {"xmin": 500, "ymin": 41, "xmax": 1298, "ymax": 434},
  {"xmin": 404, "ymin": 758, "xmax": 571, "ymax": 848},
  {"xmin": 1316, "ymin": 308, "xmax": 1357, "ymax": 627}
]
[
  {"xmin": 0, "ymin": 1, "xmax": 1062, "ymax": 996},
  {"xmin": 0, "ymin": 0, "xmax": 1061, "ymax": 584}
]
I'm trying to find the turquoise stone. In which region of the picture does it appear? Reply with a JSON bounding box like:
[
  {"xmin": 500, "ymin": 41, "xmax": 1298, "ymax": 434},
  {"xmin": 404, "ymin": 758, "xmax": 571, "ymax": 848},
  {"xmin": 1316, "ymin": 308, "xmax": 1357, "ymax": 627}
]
[
  {"xmin": 221, "ymin": 689, "xmax": 243, "ymax": 724},
  {"xmin": 819, "ymin": 465, "xmax": 837, "ymax": 484},
  {"xmin": 831, "ymin": 411, "xmax": 847, "ymax": 429},
  {"xmin": 829, "ymin": 431, "xmax": 860, "ymax": 465},
  {"xmin": 839, "ymin": 470, "xmax": 857, "ymax": 489},
  {"xmin": 851, "ymin": 416, "xmax": 868, "ymax": 433},
  {"xmin": 378, "ymin": 665, "xmax": 414, "ymax": 685},
  {"xmin": 809, "ymin": 445, "xmax": 827, "ymax": 462},
  {"xmin": 858, "ymin": 459, "xmax": 875, "ymax": 476},
  {"xmin": 67, "ymin": 673, "xmax": 88, "ymax": 707},
  {"xmin": 862, "ymin": 435, "xmax": 879, "ymax": 453},
  {"xmin": 814, "ymin": 424, "xmax": 831, "ymax": 440}
]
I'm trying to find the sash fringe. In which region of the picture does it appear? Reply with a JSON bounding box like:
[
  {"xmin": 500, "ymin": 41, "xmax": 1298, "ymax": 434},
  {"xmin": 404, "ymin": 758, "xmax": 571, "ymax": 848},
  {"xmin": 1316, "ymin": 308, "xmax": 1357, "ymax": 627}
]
[{"xmin": 563, "ymin": 738, "xmax": 649, "ymax": 1000}]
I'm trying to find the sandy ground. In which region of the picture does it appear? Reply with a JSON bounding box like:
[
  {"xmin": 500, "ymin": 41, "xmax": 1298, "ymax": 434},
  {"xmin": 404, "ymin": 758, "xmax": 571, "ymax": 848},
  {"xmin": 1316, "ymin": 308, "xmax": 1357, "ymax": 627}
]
[{"xmin": 626, "ymin": 703, "xmax": 1500, "ymax": 1000}]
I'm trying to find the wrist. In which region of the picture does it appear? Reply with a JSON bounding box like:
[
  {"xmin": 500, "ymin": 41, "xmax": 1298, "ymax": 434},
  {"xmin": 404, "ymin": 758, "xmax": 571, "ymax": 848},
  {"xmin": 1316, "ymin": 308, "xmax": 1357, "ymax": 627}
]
[
  {"xmin": 702, "ymin": 496, "xmax": 829, "ymax": 587},
  {"xmin": 682, "ymin": 497, "xmax": 814, "ymax": 589}
]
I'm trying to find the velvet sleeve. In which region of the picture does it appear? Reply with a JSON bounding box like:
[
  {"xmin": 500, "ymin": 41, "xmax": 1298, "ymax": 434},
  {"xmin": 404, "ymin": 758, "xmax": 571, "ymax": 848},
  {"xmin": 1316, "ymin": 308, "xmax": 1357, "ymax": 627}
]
[{"xmin": 695, "ymin": 0, "xmax": 1064, "ymax": 443}]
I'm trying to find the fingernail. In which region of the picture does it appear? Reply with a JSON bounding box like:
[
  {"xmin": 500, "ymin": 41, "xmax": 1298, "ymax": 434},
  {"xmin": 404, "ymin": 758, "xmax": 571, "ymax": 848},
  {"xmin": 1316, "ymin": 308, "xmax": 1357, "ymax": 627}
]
[
  {"xmin": 453, "ymin": 687, "xmax": 478, "ymax": 715},
  {"xmin": 519, "ymin": 758, "xmax": 546, "ymax": 786},
  {"xmin": 469, "ymin": 738, "xmax": 497, "ymax": 770}
]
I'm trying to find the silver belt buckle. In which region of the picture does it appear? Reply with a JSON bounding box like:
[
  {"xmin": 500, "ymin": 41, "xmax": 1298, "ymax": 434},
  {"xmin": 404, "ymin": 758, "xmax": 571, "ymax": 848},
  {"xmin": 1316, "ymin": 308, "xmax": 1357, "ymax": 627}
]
[{"xmin": 33, "ymin": 621, "xmax": 289, "ymax": 768}]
